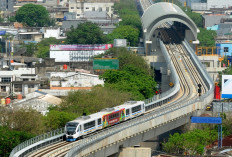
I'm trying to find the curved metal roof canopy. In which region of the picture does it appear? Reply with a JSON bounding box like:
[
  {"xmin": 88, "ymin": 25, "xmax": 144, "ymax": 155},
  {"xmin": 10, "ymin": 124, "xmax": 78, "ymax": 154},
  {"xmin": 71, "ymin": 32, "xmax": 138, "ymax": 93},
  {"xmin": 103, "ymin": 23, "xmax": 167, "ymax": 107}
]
[{"xmin": 141, "ymin": 2, "xmax": 199, "ymax": 41}]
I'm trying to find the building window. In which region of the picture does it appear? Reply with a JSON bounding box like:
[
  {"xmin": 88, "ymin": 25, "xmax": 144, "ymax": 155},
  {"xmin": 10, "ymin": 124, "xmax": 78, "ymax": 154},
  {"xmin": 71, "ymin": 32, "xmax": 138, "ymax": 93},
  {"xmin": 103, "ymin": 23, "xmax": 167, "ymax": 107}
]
[
  {"xmin": 92, "ymin": 7, "xmax": 95, "ymax": 11},
  {"xmin": 1, "ymin": 77, "xmax": 11, "ymax": 82},
  {"xmin": 31, "ymin": 79, "xmax": 35, "ymax": 81},
  {"xmin": 71, "ymin": 7, "xmax": 74, "ymax": 9},
  {"xmin": 1, "ymin": 86, "xmax": 6, "ymax": 92},
  {"xmin": 28, "ymin": 85, "xmax": 34, "ymax": 88},
  {"xmin": 106, "ymin": 7, "xmax": 109, "ymax": 12},
  {"xmin": 224, "ymin": 47, "xmax": 229, "ymax": 52},
  {"xmin": 77, "ymin": 14, "xmax": 80, "ymax": 16},
  {"xmin": 77, "ymin": 7, "xmax": 80, "ymax": 9},
  {"xmin": 99, "ymin": 7, "xmax": 102, "ymax": 12},
  {"xmin": 86, "ymin": 7, "xmax": 89, "ymax": 9},
  {"xmin": 14, "ymin": 84, "xmax": 22, "ymax": 92},
  {"xmin": 23, "ymin": 78, "xmax": 29, "ymax": 81}
]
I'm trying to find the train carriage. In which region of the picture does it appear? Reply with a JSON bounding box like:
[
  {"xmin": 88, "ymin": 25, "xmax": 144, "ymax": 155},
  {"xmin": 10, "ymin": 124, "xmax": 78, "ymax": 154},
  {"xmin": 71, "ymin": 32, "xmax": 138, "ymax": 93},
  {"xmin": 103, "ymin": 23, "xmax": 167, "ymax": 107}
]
[
  {"xmin": 115, "ymin": 101, "xmax": 145, "ymax": 120},
  {"xmin": 102, "ymin": 108, "xmax": 125, "ymax": 127},
  {"xmin": 66, "ymin": 111, "xmax": 109, "ymax": 141},
  {"xmin": 65, "ymin": 101, "xmax": 146, "ymax": 141}
]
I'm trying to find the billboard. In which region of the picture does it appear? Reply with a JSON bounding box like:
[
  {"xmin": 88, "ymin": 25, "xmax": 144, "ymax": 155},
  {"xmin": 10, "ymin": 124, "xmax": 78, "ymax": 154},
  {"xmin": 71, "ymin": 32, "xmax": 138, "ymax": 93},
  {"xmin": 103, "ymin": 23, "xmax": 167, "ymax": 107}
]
[
  {"xmin": 50, "ymin": 44, "xmax": 113, "ymax": 51},
  {"xmin": 50, "ymin": 50, "xmax": 105, "ymax": 62},
  {"xmin": 93, "ymin": 59, "xmax": 119, "ymax": 70},
  {"xmin": 191, "ymin": 117, "xmax": 222, "ymax": 124},
  {"xmin": 222, "ymin": 75, "xmax": 232, "ymax": 98}
]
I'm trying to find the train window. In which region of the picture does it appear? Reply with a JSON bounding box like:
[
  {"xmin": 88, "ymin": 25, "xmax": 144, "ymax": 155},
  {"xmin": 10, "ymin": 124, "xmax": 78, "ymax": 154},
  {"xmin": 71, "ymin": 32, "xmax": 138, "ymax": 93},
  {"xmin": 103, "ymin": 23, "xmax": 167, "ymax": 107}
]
[
  {"xmin": 84, "ymin": 121, "xmax": 95, "ymax": 130},
  {"xmin": 132, "ymin": 105, "xmax": 141, "ymax": 113},
  {"xmin": 79, "ymin": 125, "xmax": 82, "ymax": 131},
  {"xmin": 126, "ymin": 109, "xmax": 129, "ymax": 115},
  {"xmin": 98, "ymin": 118, "xmax": 101, "ymax": 125},
  {"xmin": 109, "ymin": 112, "xmax": 120, "ymax": 120}
]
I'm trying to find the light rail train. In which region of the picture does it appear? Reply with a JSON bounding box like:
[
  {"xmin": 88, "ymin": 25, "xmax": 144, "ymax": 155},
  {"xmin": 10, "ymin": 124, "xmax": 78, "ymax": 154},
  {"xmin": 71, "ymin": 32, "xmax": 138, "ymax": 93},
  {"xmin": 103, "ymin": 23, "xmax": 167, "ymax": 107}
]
[{"xmin": 65, "ymin": 101, "xmax": 145, "ymax": 141}]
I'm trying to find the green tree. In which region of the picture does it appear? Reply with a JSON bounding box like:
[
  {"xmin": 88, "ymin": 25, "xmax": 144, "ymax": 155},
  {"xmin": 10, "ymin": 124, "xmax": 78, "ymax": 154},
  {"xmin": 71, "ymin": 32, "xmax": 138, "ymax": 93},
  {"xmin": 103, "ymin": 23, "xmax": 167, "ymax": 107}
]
[
  {"xmin": 57, "ymin": 87, "xmax": 132, "ymax": 115},
  {"xmin": 35, "ymin": 37, "xmax": 62, "ymax": 58},
  {"xmin": 7, "ymin": 109, "xmax": 45, "ymax": 135},
  {"xmin": 21, "ymin": 42, "xmax": 37, "ymax": 57},
  {"xmin": 65, "ymin": 22, "xmax": 107, "ymax": 44},
  {"xmin": 8, "ymin": 16, "xmax": 16, "ymax": 22},
  {"xmin": 96, "ymin": 47, "xmax": 153, "ymax": 75},
  {"xmin": 15, "ymin": 4, "xmax": 49, "ymax": 27},
  {"xmin": 163, "ymin": 128, "xmax": 218, "ymax": 155},
  {"xmin": 107, "ymin": 25, "xmax": 139, "ymax": 46},
  {"xmin": 43, "ymin": 110, "xmax": 77, "ymax": 131},
  {"xmin": 198, "ymin": 28, "xmax": 216, "ymax": 47},
  {"xmin": 119, "ymin": 14, "xmax": 142, "ymax": 32},
  {"xmin": 100, "ymin": 65, "xmax": 156, "ymax": 100},
  {"xmin": 0, "ymin": 126, "xmax": 34, "ymax": 157}
]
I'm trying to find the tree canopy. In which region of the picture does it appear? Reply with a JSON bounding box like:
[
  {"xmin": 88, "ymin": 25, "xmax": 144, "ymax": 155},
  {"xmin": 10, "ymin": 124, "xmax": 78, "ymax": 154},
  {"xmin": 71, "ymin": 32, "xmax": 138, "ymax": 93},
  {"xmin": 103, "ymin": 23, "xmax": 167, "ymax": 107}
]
[
  {"xmin": 162, "ymin": 128, "xmax": 217, "ymax": 155},
  {"xmin": 107, "ymin": 25, "xmax": 139, "ymax": 46},
  {"xmin": 65, "ymin": 22, "xmax": 107, "ymax": 44},
  {"xmin": 15, "ymin": 4, "xmax": 49, "ymax": 27},
  {"xmin": 53, "ymin": 87, "xmax": 133, "ymax": 115},
  {"xmin": 0, "ymin": 126, "xmax": 34, "ymax": 157},
  {"xmin": 198, "ymin": 28, "xmax": 216, "ymax": 47},
  {"xmin": 98, "ymin": 48, "xmax": 156, "ymax": 100},
  {"xmin": 35, "ymin": 37, "xmax": 62, "ymax": 58}
]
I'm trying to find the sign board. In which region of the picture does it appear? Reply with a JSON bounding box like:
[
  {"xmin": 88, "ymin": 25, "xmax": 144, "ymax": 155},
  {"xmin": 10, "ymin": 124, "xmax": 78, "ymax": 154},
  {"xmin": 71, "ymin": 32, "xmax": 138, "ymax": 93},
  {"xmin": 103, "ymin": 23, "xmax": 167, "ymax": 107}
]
[
  {"xmin": 114, "ymin": 39, "xmax": 127, "ymax": 47},
  {"xmin": 50, "ymin": 44, "xmax": 113, "ymax": 51},
  {"xmin": 93, "ymin": 59, "xmax": 119, "ymax": 70},
  {"xmin": 191, "ymin": 117, "xmax": 222, "ymax": 124},
  {"xmin": 222, "ymin": 75, "xmax": 232, "ymax": 98},
  {"xmin": 227, "ymin": 56, "xmax": 232, "ymax": 63}
]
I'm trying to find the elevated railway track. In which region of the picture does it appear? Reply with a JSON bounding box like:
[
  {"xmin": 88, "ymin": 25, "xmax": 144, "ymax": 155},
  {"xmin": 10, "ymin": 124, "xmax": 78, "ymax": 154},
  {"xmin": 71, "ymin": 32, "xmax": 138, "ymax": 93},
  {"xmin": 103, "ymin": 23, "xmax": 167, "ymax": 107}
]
[{"xmin": 10, "ymin": 0, "xmax": 214, "ymax": 157}]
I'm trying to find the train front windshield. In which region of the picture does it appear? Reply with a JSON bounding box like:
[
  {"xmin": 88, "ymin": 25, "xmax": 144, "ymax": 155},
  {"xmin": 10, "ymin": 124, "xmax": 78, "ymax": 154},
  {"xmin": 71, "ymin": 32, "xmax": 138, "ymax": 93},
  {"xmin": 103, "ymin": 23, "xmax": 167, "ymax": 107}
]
[{"xmin": 66, "ymin": 122, "xmax": 78, "ymax": 135}]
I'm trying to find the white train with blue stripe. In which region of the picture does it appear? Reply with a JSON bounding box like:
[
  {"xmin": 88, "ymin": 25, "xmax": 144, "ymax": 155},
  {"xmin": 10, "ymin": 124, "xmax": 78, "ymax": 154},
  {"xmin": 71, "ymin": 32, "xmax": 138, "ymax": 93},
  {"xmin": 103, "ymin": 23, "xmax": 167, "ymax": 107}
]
[{"xmin": 65, "ymin": 101, "xmax": 145, "ymax": 141}]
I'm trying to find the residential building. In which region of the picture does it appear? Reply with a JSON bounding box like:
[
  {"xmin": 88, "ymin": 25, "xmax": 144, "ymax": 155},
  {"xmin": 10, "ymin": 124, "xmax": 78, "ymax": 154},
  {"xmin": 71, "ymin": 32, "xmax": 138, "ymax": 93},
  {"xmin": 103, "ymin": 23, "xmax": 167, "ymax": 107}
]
[
  {"xmin": 0, "ymin": 0, "xmax": 14, "ymax": 12},
  {"xmin": 191, "ymin": 0, "xmax": 232, "ymax": 11},
  {"xmin": 0, "ymin": 67, "xmax": 39, "ymax": 97},
  {"xmin": 69, "ymin": 0, "xmax": 114, "ymax": 19},
  {"xmin": 48, "ymin": 71, "xmax": 104, "ymax": 89}
]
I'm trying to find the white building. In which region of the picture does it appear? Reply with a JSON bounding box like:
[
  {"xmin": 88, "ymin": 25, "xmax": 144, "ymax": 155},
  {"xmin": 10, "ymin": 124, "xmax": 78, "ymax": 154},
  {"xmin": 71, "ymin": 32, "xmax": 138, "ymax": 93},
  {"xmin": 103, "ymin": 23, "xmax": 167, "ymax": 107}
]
[
  {"xmin": 191, "ymin": 0, "xmax": 232, "ymax": 10},
  {"xmin": 48, "ymin": 71, "xmax": 104, "ymax": 88},
  {"xmin": 69, "ymin": 0, "xmax": 114, "ymax": 19},
  {"xmin": 43, "ymin": 27, "xmax": 66, "ymax": 39},
  {"xmin": 0, "ymin": 67, "xmax": 40, "ymax": 97}
]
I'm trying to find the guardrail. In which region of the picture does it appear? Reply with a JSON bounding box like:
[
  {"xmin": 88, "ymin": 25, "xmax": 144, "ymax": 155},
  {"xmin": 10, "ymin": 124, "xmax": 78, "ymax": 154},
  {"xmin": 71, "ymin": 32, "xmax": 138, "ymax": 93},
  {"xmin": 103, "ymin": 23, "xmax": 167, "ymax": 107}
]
[{"xmin": 9, "ymin": 128, "xmax": 64, "ymax": 157}]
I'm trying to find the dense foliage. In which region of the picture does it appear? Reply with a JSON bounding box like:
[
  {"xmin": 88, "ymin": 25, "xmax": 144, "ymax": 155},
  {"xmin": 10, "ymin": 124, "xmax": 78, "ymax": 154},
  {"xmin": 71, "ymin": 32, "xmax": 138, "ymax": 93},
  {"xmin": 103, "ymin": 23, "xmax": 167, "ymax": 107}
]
[
  {"xmin": 0, "ymin": 126, "xmax": 34, "ymax": 157},
  {"xmin": 53, "ymin": 87, "xmax": 133, "ymax": 115},
  {"xmin": 107, "ymin": 0, "xmax": 142, "ymax": 46},
  {"xmin": 19, "ymin": 37, "xmax": 62, "ymax": 58},
  {"xmin": 15, "ymin": 4, "xmax": 50, "ymax": 27},
  {"xmin": 66, "ymin": 22, "xmax": 107, "ymax": 44},
  {"xmin": 100, "ymin": 65, "xmax": 156, "ymax": 100},
  {"xmin": 107, "ymin": 25, "xmax": 139, "ymax": 46},
  {"xmin": 163, "ymin": 128, "xmax": 218, "ymax": 155},
  {"xmin": 182, "ymin": 7, "xmax": 203, "ymax": 28},
  {"xmin": 98, "ymin": 48, "xmax": 156, "ymax": 100},
  {"xmin": 35, "ymin": 37, "xmax": 63, "ymax": 58},
  {"xmin": 197, "ymin": 28, "xmax": 217, "ymax": 47}
]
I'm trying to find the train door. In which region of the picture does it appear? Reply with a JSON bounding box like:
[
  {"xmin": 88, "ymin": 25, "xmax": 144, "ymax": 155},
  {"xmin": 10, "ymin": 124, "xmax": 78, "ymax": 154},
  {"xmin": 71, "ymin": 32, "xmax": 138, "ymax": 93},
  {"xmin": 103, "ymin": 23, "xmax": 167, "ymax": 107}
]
[
  {"xmin": 125, "ymin": 108, "xmax": 130, "ymax": 119},
  {"xmin": 97, "ymin": 118, "xmax": 102, "ymax": 129}
]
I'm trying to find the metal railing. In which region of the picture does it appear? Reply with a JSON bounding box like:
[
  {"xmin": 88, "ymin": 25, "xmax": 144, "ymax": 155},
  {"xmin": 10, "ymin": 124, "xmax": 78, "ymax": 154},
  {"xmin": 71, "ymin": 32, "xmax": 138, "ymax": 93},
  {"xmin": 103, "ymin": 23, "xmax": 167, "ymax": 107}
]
[{"xmin": 9, "ymin": 128, "xmax": 64, "ymax": 157}]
